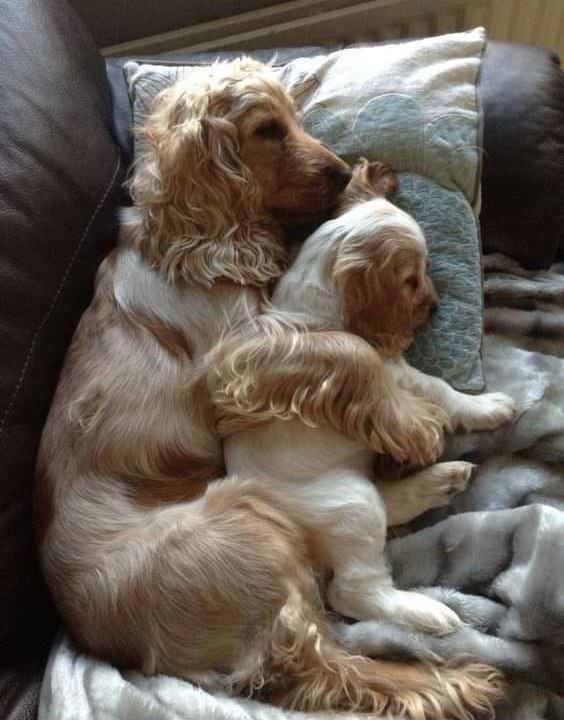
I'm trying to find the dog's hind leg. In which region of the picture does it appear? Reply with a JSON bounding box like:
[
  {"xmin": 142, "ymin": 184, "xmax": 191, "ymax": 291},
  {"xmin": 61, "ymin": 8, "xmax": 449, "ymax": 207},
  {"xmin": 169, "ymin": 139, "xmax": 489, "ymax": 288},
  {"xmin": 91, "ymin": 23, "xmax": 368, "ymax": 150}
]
[
  {"xmin": 261, "ymin": 467, "xmax": 463, "ymax": 636},
  {"xmin": 324, "ymin": 481, "xmax": 464, "ymax": 636}
]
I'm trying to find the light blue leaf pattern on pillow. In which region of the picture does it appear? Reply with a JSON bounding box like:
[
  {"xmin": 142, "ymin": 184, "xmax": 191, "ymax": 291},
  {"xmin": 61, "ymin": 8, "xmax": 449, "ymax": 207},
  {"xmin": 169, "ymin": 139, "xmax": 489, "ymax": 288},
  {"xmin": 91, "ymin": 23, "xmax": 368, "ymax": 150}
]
[
  {"xmin": 301, "ymin": 107, "xmax": 351, "ymax": 156},
  {"xmin": 353, "ymin": 94, "xmax": 425, "ymax": 173},
  {"xmin": 302, "ymin": 94, "xmax": 484, "ymax": 391},
  {"xmin": 396, "ymin": 174, "xmax": 483, "ymax": 391},
  {"xmin": 302, "ymin": 95, "xmax": 478, "ymax": 202},
  {"xmin": 423, "ymin": 113, "xmax": 479, "ymax": 201}
]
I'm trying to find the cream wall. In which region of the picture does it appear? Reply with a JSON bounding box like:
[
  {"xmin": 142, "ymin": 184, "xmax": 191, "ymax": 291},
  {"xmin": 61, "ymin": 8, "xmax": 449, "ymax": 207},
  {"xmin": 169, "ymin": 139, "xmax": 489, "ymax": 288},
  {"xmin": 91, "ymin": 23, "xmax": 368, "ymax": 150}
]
[
  {"xmin": 385, "ymin": 0, "xmax": 564, "ymax": 59},
  {"xmin": 100, "ymin": 0, "xmax": 564, "ymax": 60}
]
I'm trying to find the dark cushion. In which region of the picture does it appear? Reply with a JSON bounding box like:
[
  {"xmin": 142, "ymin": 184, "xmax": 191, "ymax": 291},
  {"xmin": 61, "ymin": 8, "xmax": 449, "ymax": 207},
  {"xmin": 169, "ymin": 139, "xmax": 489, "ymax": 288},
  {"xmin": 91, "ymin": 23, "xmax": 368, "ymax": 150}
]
[
  {"xmin": 0, "ymin": 1, "xmax": 124, "ymax": 717},
  {"xmin": 107, "ymin": 40, "xmax": 564, "ymax": 269},
  {"xmin": 0, "ymin": 658, "xmax": 46, "ymax": 720},
  {"xmin": 480, "ymin": 41, "xmax": 564, "ymax": 269}
]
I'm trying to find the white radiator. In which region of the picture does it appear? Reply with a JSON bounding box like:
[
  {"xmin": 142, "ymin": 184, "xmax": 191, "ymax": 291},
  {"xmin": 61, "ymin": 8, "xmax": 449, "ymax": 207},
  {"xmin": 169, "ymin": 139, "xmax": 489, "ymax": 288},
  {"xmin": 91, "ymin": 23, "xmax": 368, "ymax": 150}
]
[
  {"xmin": 103, "ymin": 0, "xmax": 564, "ymax": 62},
  {"xmin": 378, "ymin": 0, "xmax": 564, "ymax": 58}
]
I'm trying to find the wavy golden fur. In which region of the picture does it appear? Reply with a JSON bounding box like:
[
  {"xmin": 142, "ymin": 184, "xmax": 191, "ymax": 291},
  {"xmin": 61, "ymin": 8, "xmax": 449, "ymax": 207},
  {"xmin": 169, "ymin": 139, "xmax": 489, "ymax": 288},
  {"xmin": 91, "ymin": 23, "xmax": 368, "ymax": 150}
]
[
  {"xmin": 128, "ymin": 58, "xmax": 351, "ymax": 286},
  {"xmin": 36, "ymin": 57, "xmax": 512, "ymax": 719}
]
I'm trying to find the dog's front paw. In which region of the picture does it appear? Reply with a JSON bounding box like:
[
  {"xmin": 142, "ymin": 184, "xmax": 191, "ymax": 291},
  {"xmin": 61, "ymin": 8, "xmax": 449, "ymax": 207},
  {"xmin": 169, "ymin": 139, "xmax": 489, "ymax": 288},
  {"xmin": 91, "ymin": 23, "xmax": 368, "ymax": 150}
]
[
  {"xmin": 401, "ymin": 397, "xmax": 448, "ymax": 466},
  {"xmin": 369, "ymin": 393, "xmax": 448, "ymax": 466},
  {"xmin": 408, "ymin": 423, "xmax": 445, "ymax": 467},
  {"xmin": 377, "ymin": 420, "xmax": 444, "ymax": 467},
  {"xmin": 455, "ymin": 392, "xmax": 516, "ymax": 433}
]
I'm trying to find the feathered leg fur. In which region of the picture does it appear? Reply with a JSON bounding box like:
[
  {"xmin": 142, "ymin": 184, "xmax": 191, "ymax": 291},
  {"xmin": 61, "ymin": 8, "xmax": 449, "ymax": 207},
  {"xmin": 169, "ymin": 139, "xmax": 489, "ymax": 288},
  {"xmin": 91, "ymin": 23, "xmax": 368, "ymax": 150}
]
[{"xmin": 208, "ymin": 329, "xmax": 448, "ymax": 467}]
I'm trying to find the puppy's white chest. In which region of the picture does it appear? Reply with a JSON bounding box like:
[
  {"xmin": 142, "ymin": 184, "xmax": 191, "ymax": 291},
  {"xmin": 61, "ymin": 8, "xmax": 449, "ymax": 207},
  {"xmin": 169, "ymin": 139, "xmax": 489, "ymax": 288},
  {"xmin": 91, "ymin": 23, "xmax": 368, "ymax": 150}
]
[{"xmin": 225, "ymin": 418, "xmax": 372, "ymax": 483}]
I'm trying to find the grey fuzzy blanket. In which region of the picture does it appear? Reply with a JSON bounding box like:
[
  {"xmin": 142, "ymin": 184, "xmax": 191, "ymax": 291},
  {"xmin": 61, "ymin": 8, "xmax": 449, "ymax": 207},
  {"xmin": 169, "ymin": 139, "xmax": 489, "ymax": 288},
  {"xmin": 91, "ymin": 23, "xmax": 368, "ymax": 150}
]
[
  {"xmin": 335, "ymin": 253, "xmax": 564, "ymax": 717},
  {"xmin": 39, "ymin": 254, "xmax": 564, "ymax": 719}
]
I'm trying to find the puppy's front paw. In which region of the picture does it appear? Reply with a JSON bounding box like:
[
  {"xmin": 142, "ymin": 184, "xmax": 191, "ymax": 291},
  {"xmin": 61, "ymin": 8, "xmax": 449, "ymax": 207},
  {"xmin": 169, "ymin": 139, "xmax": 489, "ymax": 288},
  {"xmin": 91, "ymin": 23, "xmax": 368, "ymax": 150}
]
[
  {"xmin": 380, "ymin": 461, "xmax": 476, "ymax": 526},
  {"xmin": 416, "ymin": 461, "xmax": 475, "ymax": 505},
  {"xmin": 456, "ymin": 392, "xmax": 516, "ymax": 433}
]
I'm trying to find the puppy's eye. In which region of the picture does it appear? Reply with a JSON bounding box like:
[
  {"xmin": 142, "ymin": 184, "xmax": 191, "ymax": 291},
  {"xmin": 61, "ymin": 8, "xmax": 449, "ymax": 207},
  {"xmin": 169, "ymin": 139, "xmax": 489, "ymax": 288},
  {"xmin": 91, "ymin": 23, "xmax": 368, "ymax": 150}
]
[{"xmin": 254, "ymin": 120, "xmax": 286, "ymax": 140}]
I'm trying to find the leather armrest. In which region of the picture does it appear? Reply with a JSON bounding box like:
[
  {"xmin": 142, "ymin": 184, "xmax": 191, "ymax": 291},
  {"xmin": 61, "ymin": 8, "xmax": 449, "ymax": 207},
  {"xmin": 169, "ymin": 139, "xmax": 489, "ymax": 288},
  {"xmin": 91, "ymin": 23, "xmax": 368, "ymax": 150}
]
[{"xmin": 480, "ymin": 41, "xmax": 564, "ymax": 268}]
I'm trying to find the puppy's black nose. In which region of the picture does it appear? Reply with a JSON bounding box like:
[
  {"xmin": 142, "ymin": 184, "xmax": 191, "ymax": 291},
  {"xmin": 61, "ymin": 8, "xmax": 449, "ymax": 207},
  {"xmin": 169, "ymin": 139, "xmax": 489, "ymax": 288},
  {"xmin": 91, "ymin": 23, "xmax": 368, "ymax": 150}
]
[{"xmin": 325, "ymin": 165, "xmax": 352, "ymax": 192}]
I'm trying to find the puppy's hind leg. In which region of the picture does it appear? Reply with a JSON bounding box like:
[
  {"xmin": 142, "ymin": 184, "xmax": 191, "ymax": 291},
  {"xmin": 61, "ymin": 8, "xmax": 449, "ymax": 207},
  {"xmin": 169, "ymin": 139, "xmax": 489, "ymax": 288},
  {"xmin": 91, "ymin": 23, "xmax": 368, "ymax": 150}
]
[{"xmin": 274, "ymin": 469, "xmax": 463, "ymax": 636}]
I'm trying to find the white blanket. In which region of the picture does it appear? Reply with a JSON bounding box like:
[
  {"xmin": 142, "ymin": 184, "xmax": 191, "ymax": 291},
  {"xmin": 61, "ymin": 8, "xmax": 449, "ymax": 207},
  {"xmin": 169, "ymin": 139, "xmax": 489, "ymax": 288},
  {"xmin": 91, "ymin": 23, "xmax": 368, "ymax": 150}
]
[{"xmin": 39, "ymin": 633, "xmax": 356, "ymax": 720}]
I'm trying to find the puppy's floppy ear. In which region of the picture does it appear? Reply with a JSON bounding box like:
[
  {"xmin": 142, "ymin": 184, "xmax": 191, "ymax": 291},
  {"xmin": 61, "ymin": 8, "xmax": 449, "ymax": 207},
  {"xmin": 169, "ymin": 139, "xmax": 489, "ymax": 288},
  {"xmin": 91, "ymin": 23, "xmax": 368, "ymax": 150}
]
[
  {"xmin": 336, "ymin": 158, "xmax": 398, "ymax": 212},
  {"xmin": 333, "ymin": 226, "xmax": 417, "ymax": 357}
]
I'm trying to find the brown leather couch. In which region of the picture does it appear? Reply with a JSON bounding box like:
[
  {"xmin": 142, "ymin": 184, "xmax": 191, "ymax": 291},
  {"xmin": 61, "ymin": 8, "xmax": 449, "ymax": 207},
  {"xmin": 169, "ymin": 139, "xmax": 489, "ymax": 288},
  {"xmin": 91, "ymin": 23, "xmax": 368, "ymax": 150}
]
[{"xmin": 1, "ymin": 0, "xmax": 563, "ymax": 717}]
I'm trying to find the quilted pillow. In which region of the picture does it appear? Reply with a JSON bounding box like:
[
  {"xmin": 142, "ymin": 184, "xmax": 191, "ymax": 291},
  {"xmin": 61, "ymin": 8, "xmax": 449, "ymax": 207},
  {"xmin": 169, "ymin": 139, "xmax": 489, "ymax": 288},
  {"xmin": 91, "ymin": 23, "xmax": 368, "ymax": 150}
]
[{"xmin": 124, "ymin": 28, "xmax": 486, "ymax": 391}]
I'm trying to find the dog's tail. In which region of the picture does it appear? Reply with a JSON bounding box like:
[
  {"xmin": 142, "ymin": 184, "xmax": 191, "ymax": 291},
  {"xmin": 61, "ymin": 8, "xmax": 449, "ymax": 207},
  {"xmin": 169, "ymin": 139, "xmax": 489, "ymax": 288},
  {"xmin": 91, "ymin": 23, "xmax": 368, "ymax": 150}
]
[{"xmin": 258, "ymin": 584, "xmax": 505, "ymax": 719}]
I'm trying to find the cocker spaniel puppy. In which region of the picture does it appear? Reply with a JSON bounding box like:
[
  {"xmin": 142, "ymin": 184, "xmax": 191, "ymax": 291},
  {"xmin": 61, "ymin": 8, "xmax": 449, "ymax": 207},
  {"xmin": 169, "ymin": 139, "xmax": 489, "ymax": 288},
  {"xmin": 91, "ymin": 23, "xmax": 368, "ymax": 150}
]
[{"xmin": 207, "ymin": 160, "xmax": 515, "ymax": 716}]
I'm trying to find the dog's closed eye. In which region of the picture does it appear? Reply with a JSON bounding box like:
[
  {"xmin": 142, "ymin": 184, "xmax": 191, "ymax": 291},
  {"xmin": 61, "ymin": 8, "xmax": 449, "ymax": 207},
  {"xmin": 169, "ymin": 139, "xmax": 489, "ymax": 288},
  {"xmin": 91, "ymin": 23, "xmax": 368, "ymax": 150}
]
[
  {"xmin": 404, "ymin": 274, "xmax": 420, "ymax": 291},
  {"xmin": 254, "ymin": 120, "xmax": 287, "ymax": 140}
]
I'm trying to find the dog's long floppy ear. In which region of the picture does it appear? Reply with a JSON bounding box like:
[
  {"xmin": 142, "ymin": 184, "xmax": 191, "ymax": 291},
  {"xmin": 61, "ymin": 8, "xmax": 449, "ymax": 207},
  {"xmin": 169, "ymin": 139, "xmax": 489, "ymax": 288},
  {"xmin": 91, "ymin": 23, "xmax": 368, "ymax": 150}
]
[
  {"xmin": 333, "ymin": 223, "xmax": 418, "ymax": 358},
  {"xmin": 276, "ymin": 67, "xmax": 318, "ymax": 105},
  {"xmin": 128, "ymin": 82, "xmax": 283, "ymax": 286},
  {"xmin": 337, "ymin": 158, "xmax": 398, "ymax": 213}
]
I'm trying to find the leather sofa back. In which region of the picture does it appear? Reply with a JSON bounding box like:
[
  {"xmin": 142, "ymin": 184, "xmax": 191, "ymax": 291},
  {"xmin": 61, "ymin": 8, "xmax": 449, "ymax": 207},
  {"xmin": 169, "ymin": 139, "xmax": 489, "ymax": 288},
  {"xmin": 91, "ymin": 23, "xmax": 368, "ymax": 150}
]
[{"xmin": 0, "ymin": 0, "xmax": 124, "ymax": 686}]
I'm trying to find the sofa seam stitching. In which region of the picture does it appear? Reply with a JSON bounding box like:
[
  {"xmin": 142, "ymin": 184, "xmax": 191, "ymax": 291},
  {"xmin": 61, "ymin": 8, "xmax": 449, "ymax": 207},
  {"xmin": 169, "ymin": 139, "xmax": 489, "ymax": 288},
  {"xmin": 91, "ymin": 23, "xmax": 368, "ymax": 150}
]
[{"xmin": 0, "ymin": 152, "xmax": 122, "ymax": 444}]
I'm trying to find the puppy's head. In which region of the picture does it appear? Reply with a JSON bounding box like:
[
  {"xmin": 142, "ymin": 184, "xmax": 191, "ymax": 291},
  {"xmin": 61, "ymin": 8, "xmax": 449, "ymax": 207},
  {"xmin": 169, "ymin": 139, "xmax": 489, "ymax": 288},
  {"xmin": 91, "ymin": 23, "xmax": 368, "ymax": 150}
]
[{"xmin": 332, "ymin": 160, "xmax": 438, "ymax": 356}]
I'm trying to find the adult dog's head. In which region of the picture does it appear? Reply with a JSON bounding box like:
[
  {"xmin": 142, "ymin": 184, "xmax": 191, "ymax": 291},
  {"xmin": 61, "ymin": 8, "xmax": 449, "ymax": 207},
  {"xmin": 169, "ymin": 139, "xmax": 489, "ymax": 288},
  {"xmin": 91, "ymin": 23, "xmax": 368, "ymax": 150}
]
[
  {"xmin": 332, "ymin": 160, "xmax": 438, "ymax": 357},
  {"xmin": 129, "ymin": 58, "xmax": 350, "ymax": 285}
]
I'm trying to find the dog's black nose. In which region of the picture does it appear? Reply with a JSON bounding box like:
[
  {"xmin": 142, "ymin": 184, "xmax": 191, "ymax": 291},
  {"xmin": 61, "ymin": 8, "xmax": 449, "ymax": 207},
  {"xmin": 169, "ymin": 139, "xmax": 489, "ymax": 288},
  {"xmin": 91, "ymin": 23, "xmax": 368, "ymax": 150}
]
[{"xmin": 325, "ymin": 165, "xmax": 352, "ymax": 192}]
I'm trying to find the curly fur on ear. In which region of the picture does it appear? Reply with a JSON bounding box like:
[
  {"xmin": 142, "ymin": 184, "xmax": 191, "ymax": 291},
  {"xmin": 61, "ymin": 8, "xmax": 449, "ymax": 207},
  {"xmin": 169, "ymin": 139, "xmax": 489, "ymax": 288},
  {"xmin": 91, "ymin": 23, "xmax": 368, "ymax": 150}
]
[
  {"xmin": 334, "ymin": 225, "xmax": 419, "ymax": 358},
  {"xmin": 128, "ymin": 61, "xmax": 287, "ymax": 287}
]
